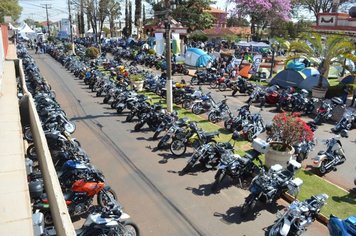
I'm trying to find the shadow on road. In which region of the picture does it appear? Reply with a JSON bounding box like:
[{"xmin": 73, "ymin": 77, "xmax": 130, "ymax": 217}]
[
  {"xmin": 186, "ymin": 183, "xmax": 215, "ymax": 197},
  {"xmin": 70, "ymin": 113, "xmax": 117, "ymax": 121},
  {"xmin": 332, "ymin": 191, "xmax": 356, "ymax": 205}
]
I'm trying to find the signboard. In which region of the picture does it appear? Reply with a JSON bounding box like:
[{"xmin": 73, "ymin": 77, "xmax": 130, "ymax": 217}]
[
  {"xmin": 318, "ymin": 15, "xmax": 336, "ymax": 26},
  {"xmin": 60, "ymin": 19, "xmax": 70, "ymax": 34},
  {"xmin": 249, "ymin": 54, "xmax": 262, "ymax": 75}
]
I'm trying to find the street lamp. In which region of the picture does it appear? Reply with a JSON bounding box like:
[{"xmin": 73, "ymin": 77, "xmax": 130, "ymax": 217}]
[{"xmin": 164, "ymin": 0, "xmax": 176, "ymax": 113}]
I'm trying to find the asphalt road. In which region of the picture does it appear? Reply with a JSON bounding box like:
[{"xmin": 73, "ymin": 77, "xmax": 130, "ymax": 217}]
[
  {"xmin": 122, "ymin": 59, "xmax": 356, "ymax": 191},
  {"xmin": 30, "ymin": 53, "xmax": 329, "ymax": 235}
]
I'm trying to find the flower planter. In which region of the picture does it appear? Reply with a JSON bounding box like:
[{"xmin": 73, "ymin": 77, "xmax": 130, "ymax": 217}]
[
  {"xmin": 131, "ymin": 80, "xmax": 144, "ymax": 92},
  {"xmin": 265, "ymin": 142, "xmax": 295, "ymax": 169},
  {"xmin": 312, "ymin": 87, "xmax": 328, "ymax": 99}
]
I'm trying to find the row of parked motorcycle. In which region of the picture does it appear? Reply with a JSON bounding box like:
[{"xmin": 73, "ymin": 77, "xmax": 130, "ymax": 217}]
[
  {"xmin": 17, "ymin": 44, "xmax": 139, "ymax": 236},
  {"xmin": 41, "ymin": 41, "xmax": 356, "ymax": 236}
]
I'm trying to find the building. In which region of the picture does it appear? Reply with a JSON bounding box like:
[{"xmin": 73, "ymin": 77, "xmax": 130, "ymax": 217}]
[
  {"xmin": 312, "ymin": 7, "xmax": 356, "ymax": 36},
  {"xmin": 204, "ymin": 7, "xmax": 228, "ymax": 28},
  {"xmin": 202, "ymin": 27, "xmax": 251, "ymax": 40}
]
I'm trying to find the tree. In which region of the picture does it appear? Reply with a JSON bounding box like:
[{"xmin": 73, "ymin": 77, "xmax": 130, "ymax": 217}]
[
  {"xmin": 230, "ymin": 0, "xmax": 291, "ymax": 39},
  {"xmin": 134, "ymin": 0, "xmax": 142, "ymax": 39},
  {"xmin": 291, "ymin": 0, "xmax": 349, "ymax": 20},
  {"xmin": 227, "ymin": 16, "xmax": 249, "ymax": 27},
  {"xmin": 152, "ymin": 0, "xmax": 215, "ymax": 31},
  {"xmin": 0, "ymin": 0, "xmax": 22, "ymax": 23},
  {"xmin": 107, "ymin": 0, "xmax": 121, "ymax": 37},
  {"xmin": 289, "ymin": 33, "xmax": 356, "ymax": 87},
  {"xmin": 269, "ymin": 20, "xmax": 312, "ymax": 39}
]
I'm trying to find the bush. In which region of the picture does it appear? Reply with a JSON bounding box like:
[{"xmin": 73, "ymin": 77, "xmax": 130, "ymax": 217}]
[
  {"xmin": 129, "ymin": 74, "xmax": 144, "ymax": 81},
  {"xmin": 65, "ymin": 43, "xmax": 73, "ymax": 52},
  {"xmin": 85, "ymin": 47, "xmax": 100, "ymax": 59},
  {"xmin": 148, "ymin": 49, "xmax": 156, "ymax": 55},
  {"xmin": 190, "ymin": 32, "xmax": 208, "ymax": 42}
]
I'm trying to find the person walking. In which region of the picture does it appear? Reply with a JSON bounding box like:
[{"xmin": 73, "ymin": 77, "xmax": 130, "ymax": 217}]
[{"xmin": 350, "ymin": 86, "xmax": 356, "ymax": 107}]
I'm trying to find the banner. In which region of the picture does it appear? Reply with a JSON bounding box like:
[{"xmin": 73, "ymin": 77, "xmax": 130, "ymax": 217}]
[
  {"xmin": 249, "ymin": 54, "xmax": 262, "ymax": 75},
  {"xmin": 154, "ymin": 33, "xmax": 164, "ymax": 56},
  {"xmin": 171, "ymin": 33, "xmax": 180, "ymax": 55}
]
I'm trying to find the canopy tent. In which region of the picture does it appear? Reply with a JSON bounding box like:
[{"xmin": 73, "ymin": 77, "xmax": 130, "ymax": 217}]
[
  {"xmin": 8, "ymin": 23, "xmax": 18, "ymax": 30},
  {"xmin": 298, "ymin": 74, "xmax": 330, "ymax": 91},
  {"xmin": 269, "ymin": 69, "xmax": 306, "ymax": 88},
  {"xmin": 185, "ymin": 48, "xmax": 212, "ymax": 67},
  {"xmin": 340, "ymin": 74, "xmax": 356, "ymax": 84},
  {"xmin": 301, "ymin": 67, "xmax": 320, "ymax": 77},
  {"xmin": 18, "ymin": 23, "xmax": 36, "ymax": 39},
  {"xmin": 286, "ymin": 59, "xmax": 306, "ymax": 71},
  {"xmin": 236, "ymin": 41, "xmax": 270, "ymax": 53}
]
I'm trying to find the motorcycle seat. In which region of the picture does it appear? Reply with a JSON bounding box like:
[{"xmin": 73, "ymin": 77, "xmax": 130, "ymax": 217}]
[
  {"xmin": 204, "ymin": 131, "xmax": 220, "ymax": 138},
  {"xmin": 238, "ymin": 157, "xmax": 250, "ymax": 165},
  {"xmin": 176, "ymin": 118, "xmax": 189, "ymax": 127}
]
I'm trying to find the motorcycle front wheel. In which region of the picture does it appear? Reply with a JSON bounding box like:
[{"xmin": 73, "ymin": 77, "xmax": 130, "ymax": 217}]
[
  {"xmin": 208, "ymin": 112, "xmax": 219, "ymax": 123},
  {"xmin": 268, "ymin": 219, "xmax": 284, "ymax": 236},
  {"xmin": 170, "ymin": 140, "xmax": 187, "ymax": 156},
  {"xmin": 211, "ymin": 169, "xmax": 225, "ymax": 193},
  {"xmin": 134, "ymin": 122, "xmax": 145, "ymax": 132},
  {"xmin": 123, "ymin": 221, "xmax": 140, "ymax": 236},
  {"xmin": 241, "ymin": 193, "xmax": 257, "ymax": 218},
  {"xmin": 218, "ymin": 83, "xmax": 227, "ymax": 92},
  {"xmin": 192, "ymin": 103, "xmax": 203, "ymax": 115},
  {"xmin": 209, "ymin": 81, "xmax": 218, "ymax": 89},
  {"xmin": 319, "ymin": 160, "xmax": 328, "ymax": 175},
  {"xmin": 97, "ymin": 188, "xmax": 118, "ymax": 208}
]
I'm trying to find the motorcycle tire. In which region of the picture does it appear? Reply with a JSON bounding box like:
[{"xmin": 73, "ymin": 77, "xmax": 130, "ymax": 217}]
[
  {"xmin": 208, "ymin": 112, "xmax": 219, "ymax": 123},
  {"xmin": 211, "ymin": 169, "xmax": 225, "ymax": 193},
  {"xmin": 183, "ymin": 69, "xmax": 190, "ymax": 75},
  {"xmin": 241, "ymin": 193, "xmax": 257, "ymax": 218},
  {"xmin": 157, "ymin": 135, "xmax": 169, "ymax": 149},
  {"xmin": 170, "ymin": 140, "xmax": 187, "ymax": 156},
  {"xmin": 103, "ymin": 96, "xmax": 109, "ymax": 104},
  {"xmin": 218, "ymin": 83, "xmax": 227, "ymax": 92},
  {"xmin": 126, "ymin": 113, "xmax": 135, "ymax": 122},
  {"xmin": 97, "ymin": 188, "xmax": 118, "ymax": 208},
  {"xmin": 180, "ymin": 162, "xmax": 194, "ymax": 176},
  {"xmin": 182, "ymin": 100, "xmax": 192, "ymax": 109},
  {"xmin": 192, "ymin": 103, "xmax": 203, "ymax": 115},
  {"xmin": 314, "ymin": 115, "xmax": 322, "ymax": 125},
  {"xmin": 26, "ymin": 143, "xmax": 37, "ymax": 160},
  {"xmin": 123, "ymin": 221, "xmax": 140, "ymax": 236},
  {"xmin": 153, "ymin": 130, "xmax": 161, "ymax": 140},
  {"xmin": 209, "ymin": 81, "xmax": 218, "ymax": 89},
  {"xmin": 134, "ymin": 122, "xmax": 144, "ymax": 132},
  {"xmin": 190, "ymin": 77, "xmax": 198, "ymax": 85},
  {"xmin": 117, "ymin": 106, "xmax": 124, "ymax": 114},
  {"xmin": 24, "ymin": 128, "xmax": 34, "ymax": 142},
  {"xmin": 96, "ymin": 91, "xmax": 101, "ymax": 97},
  {"xmin": 268, "ymin": 220, "xmax": 284, "ymax": 236},
  {"xmin": 232, "ymin": 89, "xmax": 238, "ymax": 96},
  {"xmin": 44, "ymin": 211, "xmax": 54, "ymax": 226},
  {"xmin": 111, "ymin": 101, "xmax": 118, "ymax": 109},
  {"xmin": 319, "ymin": 160, "xmax": 328, "ymax": 175}
]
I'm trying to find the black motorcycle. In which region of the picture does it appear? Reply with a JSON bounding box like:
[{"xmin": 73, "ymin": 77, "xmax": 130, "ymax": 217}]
[{"xmin": 331, "ymin": 109, "xmax": 355, "ymax": 138}]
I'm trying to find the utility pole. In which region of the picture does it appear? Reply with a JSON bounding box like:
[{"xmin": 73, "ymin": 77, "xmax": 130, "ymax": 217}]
[
  {"xmin": 164, "ymin": 0, "xmax": 173, "ymax": 112},
  {"xmin": 41, "ymin": 4, "xmax": 52, "ymax": 36},
  {"xmin": 68, "ymin": 0, "xmax": 74, "ymax": 54}
]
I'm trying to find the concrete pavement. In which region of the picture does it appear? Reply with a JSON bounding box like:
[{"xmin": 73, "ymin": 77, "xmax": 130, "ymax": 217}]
[{"xmin": 0, "ymin": 45, "xmax": 33, "ymax": 235}]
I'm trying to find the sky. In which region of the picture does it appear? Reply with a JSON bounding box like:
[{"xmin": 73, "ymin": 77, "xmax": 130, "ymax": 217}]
[{"xmin": 18, "ymin": 0, "xmax": 315, "ymax": 23}]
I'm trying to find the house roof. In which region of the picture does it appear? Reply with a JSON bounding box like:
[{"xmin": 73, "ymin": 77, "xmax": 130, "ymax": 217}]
[
  {"xmin": 204, "ymin": 7, "xmax": 227, "ymax": 14},
  {"xmin": 203, "ymin": 27, "xmax": 251, "ymax": 36}
]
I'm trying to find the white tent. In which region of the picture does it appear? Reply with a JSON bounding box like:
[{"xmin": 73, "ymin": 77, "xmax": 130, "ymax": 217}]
[
  {"xmin": 18, "ymin": 23, "xmax": 36, "ymax": 39},
  {"xmin": 8, "ymin": 23, "xmax": 18, "ymax": 30}
]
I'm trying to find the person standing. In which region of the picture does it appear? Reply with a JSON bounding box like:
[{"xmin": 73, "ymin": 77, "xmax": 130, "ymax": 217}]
[{"xmin": 350, "ymin": 86, "xmax": 356, "ymax": 107}]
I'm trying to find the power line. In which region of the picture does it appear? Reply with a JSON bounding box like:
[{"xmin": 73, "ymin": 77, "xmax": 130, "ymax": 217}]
[{"xmin": 41, "ymin": 4, "xmax": 52, "ymax": 36}]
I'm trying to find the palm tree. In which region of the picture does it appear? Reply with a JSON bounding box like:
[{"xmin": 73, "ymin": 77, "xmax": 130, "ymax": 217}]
[{"xmin": 289, "ymin": 33, "xmax": 355, "ymax": 88}]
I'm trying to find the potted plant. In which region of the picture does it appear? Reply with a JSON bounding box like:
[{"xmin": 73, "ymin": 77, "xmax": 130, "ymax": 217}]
[
  {"xmin": 265, "ymin": 112, "xmax": 314, "ymax": 168},
  {"xmin": 129, "ymin": 74, "xmax": 144, "ymax": 91},
  {"xmin": 289, "ymin": 33, "xmax": 355, "ymax": 98}
]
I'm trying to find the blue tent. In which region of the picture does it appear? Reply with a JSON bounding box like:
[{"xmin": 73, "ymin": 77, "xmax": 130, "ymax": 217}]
[
  {"xmin": 286, "ymin": 60, "xmax": 306, "ymax": 71},
  {"xmin": 340, "ymin": 74, "xmax": 355, "ymax": 84},
  {"xmin": 185, "ymin": 48, "xmax": 212, "ymax": 67},
  {"xmin": 269, "ymin": 69, "xmax": 306, "ymax": 88},
  {"xmin": 301, "ymin": 67, "xmax": 320, "ymax": 77}
]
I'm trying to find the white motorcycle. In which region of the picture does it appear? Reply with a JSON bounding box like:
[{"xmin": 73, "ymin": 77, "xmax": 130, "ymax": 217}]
[
  {"xmin": 312, "ymin": 136, "xmax": 346, "ymax": 175},
  {"xmin": 269, "ymin": 193, "xmax": 328, "ymax": 236}
]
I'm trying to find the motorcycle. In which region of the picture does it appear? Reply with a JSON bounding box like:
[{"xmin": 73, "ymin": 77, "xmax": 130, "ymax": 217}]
[
  {"xmin": 211, "ymin": 148, "xmax": 263, "ymax": 193},
  {"xmin": 241, "ymin": 160, "xmax": 303, "ymax": 218},
  {"xmin": 207, "ymin": 98, "xmax": 231, "ymax": 123},
  {"xmin": 312, "ymin": 136, "xmax": 346, "ymax": 175},
  {"xmin": 234, "ymin": 113, "xmax": 265, "ymax": 142},
  {"xmin": 313, "ymin": 97, "xmax": 343, "ymax": 125},
  {"xmin": 331, "ymin": 109, "xmax": 355, "ymax": 138},
  {"xmin": 155, "ymin": 118, "xmax": 190, "ymax": 150},
  {"xmin": 134, "ymin": 104, "xmax": 165, "ymax": 132},
  {"xmin": 191, "ymin": 92, "xmax": 217, "ymax": 115},
  {"xmin": 179, "ymin": 142, "xmax": 234, "ymax": 175},
  {"xmin": 231, "ymin": 77, "xmax": 255, "ymax": 96},
  {"xmin": 293, "ymin": 139, "xmax": 316, "ymax": 163},
  {"xmin": 269, "ymin": 193, "xmax": 328, "ymax": 236},
  {"xmin": 152, "ymin": 111, "xmax": 178, "ymax": 140},
  {"xmin": 43, "ymin": 204, "xmax": 139, "ymax": 236},
  {"xmin": 328, "ymin": 214, "xmax": 356, "ymax": 236},
  {"xmin": 224, "ymin": 105, "xmax": 251, "ymax": 132},
  {"xmin": 169, "ymin": 121, "xmax": 219, "ymax": 156}
]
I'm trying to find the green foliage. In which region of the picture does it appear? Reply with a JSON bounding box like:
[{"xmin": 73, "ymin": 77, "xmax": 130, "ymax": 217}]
[
  {"xmin": 65, "ymin": 43, "xmax": 73, "ymax": 52},
  {"xmin": 102, "ymin": 26, "xmax": 110, "ymax": 36},
  {"xmin": 269, "ymin": 20, "xmax": 312, "ymax": 39},
  {"xmin": 152, "ymin": 0, "xmax": 215, "ymax": 31},
  {"xmin": 223, "ymin": 33, "xmax": 239, "ymax": 43},
  {"xmin": 85, "ymin": 47, "xmax": 100, "ymax": 59},
  {"xmin": 189, "ymin": 32, "xmax": 208, "ymax": 42},
  {"xmin": 0, "ymin": 0, "xmax": 22, "ymax": 23},
  {"xmin": 129, "ymin": 74, "xmax": 144, "ymax": 81},
  {"xmin": 148, "ymin": 48, "xmax": 156, "ymax": 55},
  {"xmin": 227, "ymin": 16, "xmax": 249, "ymax": 27}
]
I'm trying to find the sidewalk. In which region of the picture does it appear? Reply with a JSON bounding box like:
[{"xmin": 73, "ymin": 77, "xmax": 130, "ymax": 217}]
[{"xmin": 0, "ymin": 45, "xmax": 33, "ymax": 235}]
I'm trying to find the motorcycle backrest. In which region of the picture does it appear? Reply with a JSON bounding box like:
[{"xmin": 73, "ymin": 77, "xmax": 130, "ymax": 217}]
[
  {"xmin": 287, "ymin": 160, "xmax": 302, "ymax": 172},
  {"xmin": 270, "ymin": 164, "xmax": 283, "ymax": 173},
  {"xmin": 252, "ymin": 138, "xmax": 269, "ymax": 154}
]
